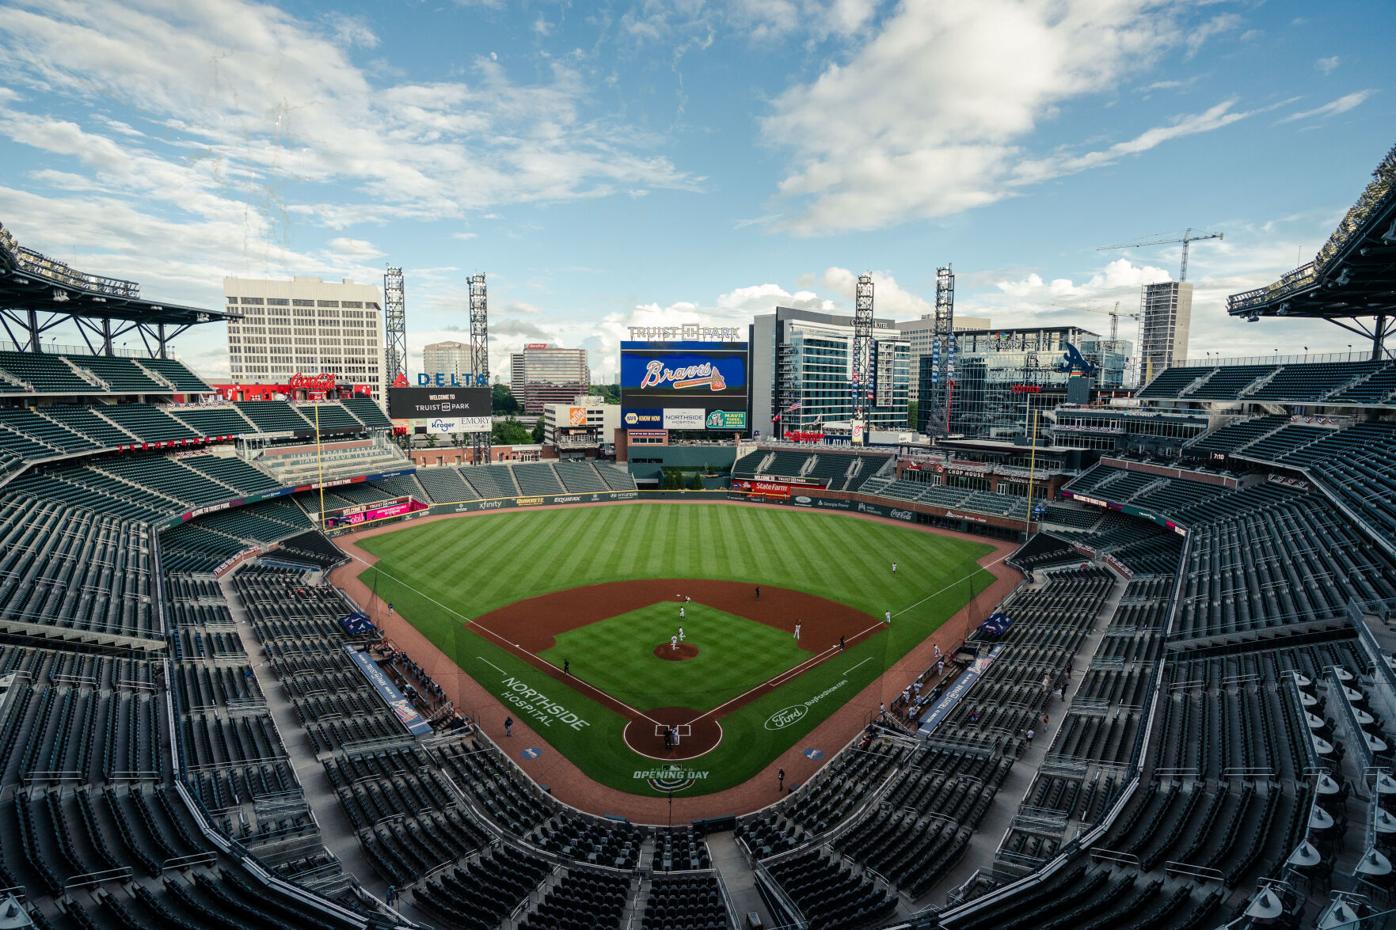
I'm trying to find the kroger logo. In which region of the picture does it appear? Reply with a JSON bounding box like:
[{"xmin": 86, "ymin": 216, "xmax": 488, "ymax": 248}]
[{"xmin": 764, "ymin": 705, "xmax": 809, "ymax": 731}]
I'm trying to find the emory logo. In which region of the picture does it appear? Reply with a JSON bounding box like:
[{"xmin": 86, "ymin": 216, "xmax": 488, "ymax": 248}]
[
  {"xmin": 639, "ymin": 359, "xmax": 727, "ymax": 392},
  {"xmin": 764, "ymin": 705, "xmax": 808, "ymax": 730}
]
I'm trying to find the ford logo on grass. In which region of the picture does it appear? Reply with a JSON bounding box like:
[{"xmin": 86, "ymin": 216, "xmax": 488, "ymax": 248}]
[{"xmin": 764, "ymin": 705, "xmax": 808, "ymax": 730}]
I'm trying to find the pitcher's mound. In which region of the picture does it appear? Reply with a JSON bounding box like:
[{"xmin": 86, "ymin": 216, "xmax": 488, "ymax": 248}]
[{"xmin": 654, "ymin": 643, "xmax": 699, "ymax": 661}]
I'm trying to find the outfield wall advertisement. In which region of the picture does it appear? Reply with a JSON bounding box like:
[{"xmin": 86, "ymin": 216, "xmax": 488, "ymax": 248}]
[{"xmin": 620, "ymin": 340, "xmax": 749, "ymax": 433}]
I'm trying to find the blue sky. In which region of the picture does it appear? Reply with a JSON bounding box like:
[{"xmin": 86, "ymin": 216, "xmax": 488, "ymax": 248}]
[{"xmin": 0, "ymin": 0, "xmax": 1391, "ymax": 382}]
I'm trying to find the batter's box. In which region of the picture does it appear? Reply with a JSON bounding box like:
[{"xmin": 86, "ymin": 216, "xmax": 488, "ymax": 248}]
[{"xmin": 654, "ymin": 723, "xmax": 692, "ymax": 737}]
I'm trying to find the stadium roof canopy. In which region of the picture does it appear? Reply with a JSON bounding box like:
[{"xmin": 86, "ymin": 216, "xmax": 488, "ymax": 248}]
[
  {"xmin": 0, "ymin": 220, "xmax": 231, "ymax": 357},
  {"xmin": 1228, "ymin": 144, "xmax": 1396, "ymax": 358}
]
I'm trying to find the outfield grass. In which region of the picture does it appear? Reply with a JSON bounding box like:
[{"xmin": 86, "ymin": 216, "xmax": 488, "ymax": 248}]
[
  {"xmin": 538, "ymin": 602, "xmax": 810, "ymax": 711},
  {"xmin": 358, "ymin": 503, "xmax": 995, "ymax": 796}
]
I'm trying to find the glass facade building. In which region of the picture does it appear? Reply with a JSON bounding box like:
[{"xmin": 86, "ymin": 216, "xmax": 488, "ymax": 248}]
[
  {"xmin": 917, "ymin": 325, "xmax": 1127, "ymax": 441},
  {"xmin": 750, "ymin": 307, "xmax": 910, "ymax": 438}
]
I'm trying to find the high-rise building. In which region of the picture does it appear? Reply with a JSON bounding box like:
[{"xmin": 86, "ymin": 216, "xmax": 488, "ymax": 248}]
[
  {"xmin": 897, "ymin": 313, "xmax": 992, "ymax": 403},
  {"xmin": 750, "ymin": 307, "xmax": 910, "ymax": 439},
  {"xmin": 509, "ymin": 344, "xmax": 589, "ymax": 414},
  {"xmin": 224, "ymin": 276, "xmax": 385, "ymax": 398},
  {"xmin": 1138, "ymin": 281, "xmax": 1193, "ymax": 384},
  {"xmin": 422, "ymin": 340, "xmax": 471, "ymax": 382}
]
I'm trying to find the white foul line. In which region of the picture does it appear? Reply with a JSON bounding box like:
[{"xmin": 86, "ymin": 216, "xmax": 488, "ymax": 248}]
[
  {"xmin": 683, "ymin": 556, "xmax": 1005, "ymax": 728},
  {"xmin": 345, "ymin": 549, "xmax": 663, "ymax": 727}
]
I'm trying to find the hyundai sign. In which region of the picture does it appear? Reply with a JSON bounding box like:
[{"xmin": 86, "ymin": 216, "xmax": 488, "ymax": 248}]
[{"xmin": 620, "ymin": 340, "xmax": 749, "ymax": 432}]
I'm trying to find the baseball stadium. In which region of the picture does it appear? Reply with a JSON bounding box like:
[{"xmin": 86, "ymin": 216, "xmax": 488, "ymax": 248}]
[{"xmin": 1, "ymin": 114, "xmax": 1396, "ymax": 930}]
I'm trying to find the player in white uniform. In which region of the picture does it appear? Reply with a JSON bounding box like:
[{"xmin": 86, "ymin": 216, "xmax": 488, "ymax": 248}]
[
  {"xmin": 884, "ymin": 610, "xmax": 892, "ymax": 624},
  {"xmin": 892, "ymin": 561, "xmax": 897, "ymax": 573},
  {"xmin": 679, "ymin": 605, "xmax": 686, "ymax": 619},
  {"xmin": 671, "ymin": 634, "xmax": 679, "ymax": 651},
  {"xmin": 678, "ymin": 626, "xmax": 686, "ymax": 642},
  {"xmin": 793, "ymin": 622, "xmax": 801, "ymax": 642}
]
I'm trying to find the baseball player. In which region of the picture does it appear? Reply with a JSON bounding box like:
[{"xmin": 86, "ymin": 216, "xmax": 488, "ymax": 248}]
[
  {"xmin": 680, "ymin": 605, "xmax": 686, "ymax": 620},
  {"xmin": 671, "ymin": 634, "xmax": 678, "ymax": 651},
  {"xmin": 891, "ymin": 561, "xmax": 897, "ymax": 573},
  {"xmin": 884, "ymin": 609, "xmax": 892, "ymax": 624},
  {"xmin": 793, "ymin": 622, "xmax": 801, "ymax": 642},
  {"xmin": 678, "ymin": 626, "xmax": 686, "ymax": 642}
]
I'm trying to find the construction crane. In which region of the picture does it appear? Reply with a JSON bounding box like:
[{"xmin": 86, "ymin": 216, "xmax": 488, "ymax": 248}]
[
  {"xmin": 1097, "ymin": 227, "xmax": 1224, "ymax": 281},
  {"xmin": 1072, "ymin": 301, "xmax": 1139, "ymax": 348}
]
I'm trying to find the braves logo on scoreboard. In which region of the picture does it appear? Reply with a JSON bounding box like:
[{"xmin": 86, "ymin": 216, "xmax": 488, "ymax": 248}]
[{"xmin": 638, "ymin": 359, "xmax": 728, "ymax": 392}]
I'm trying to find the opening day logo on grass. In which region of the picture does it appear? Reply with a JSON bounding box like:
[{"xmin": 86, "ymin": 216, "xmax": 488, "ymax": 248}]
[
  {"xmin": 635, "ymin": 764, "xmax": 711, "ymax": 793},
  {"xmin": 764, "ymin": 678, "xmax": 850, "ymax": 730}
]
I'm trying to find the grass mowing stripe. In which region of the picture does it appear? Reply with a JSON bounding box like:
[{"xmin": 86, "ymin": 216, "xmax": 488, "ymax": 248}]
[{"xmin": 359, "ymin": 503, "xmax": 995, "ymax": 796}]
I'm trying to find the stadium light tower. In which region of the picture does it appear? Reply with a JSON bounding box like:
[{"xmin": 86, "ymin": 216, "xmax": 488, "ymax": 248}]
[
  {"xmin": 850, "ymin": 273, "xmax": 874, "ymax": 444},
  {"xmin": 925, "ymin": 264, "xmax": 956, "ymax": 437},
  {"xmin": 383, "ymin": 266, "xmax": 406, "ymax": 384},
  {"xmin": 469, "ymin": 273, "xmax": 491, "ymax": 464}
]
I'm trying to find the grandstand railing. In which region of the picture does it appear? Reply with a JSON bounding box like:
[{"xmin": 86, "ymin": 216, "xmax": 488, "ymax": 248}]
[
  {"xmin": 1176, "ymin": 348, "xmax": 1376, "ymax": 367},
  {"xmin": 0, "ymin": 339, "xmax": 182, "ymax": 358}
]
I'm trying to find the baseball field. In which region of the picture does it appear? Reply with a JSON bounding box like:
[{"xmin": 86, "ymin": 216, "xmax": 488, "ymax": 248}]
[{"xmin": 356, "ymin": 503, "xmax": 994, "ymax": 796}]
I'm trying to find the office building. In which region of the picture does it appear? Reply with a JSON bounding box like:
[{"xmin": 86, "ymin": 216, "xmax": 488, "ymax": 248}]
[
  {"xmin": 920, "ymin": 325, "xmax": 1123, "ymax": 440},
  {"xmin": 897, "ymin": 313, "xmax": 992, "ymax": 403},
  {"xmin": 510, "ymin": 344, "xmax": 589, "ymax": 414},
  {"xmin": 422, "ymin": 340, "xmax": 471, "ymax": 382},
  {"xmin": 224, "ymin": 275, "xmax": 386, "ymax": 398},
  {"xmin": 1138, "ymin": 281, "xmax": 1193, "ymax": 384},
  {"xmin": 750, "ymin": 307, "xmax": 910, "ymax": 440}
]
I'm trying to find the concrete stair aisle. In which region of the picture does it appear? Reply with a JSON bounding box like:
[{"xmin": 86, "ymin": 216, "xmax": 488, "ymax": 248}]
[
  {"xmin": 217, "ymin": 572, "xmax": 427, "ymax": 927},
  {"xmin": 707, "ymin": 831, "xmax": 774, "ymax": 928}
]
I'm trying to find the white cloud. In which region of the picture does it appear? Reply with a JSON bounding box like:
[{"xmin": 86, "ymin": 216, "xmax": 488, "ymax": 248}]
[
  {"xmin": 761, "ymin": 0, "xmax": 1259, "ymax": 233},
  {"xmin": 994, "ymin": 258, "xmax": 1171, "ymax": 301},
  {"xmin": 810, "ymin": 267, "xmax": 931, "ymax": 318},
  {"xmin": 1277, "ymin": 90, "xmax": 1374, "ymax": 125},
  {"xmin": 1012, "ymin": 99, "xmax": 1256, "ymax": 186},
  {"xmin": 1184, "ymin": 13, "xmax": 1240, "ymax": 59},
  {"xmin": 1315, "ymin": 55, "xmax": 1341, "ymax": 75},
  {"xmin": 325, "ymin": 237, "xmax": 384, "ymax": 261},
  {"xmin": 0, "ymin": 0, "xmax": 699, "ymax": 226}
]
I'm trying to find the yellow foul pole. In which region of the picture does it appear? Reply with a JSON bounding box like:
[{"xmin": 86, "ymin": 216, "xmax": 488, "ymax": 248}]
[
  {"xmin": 314, "ymin": 399, "xmax": 326, "ymax": 532},
  {"xmin": 1024, "ymin": 409, "xmax": 1040, "ymax": 537}
]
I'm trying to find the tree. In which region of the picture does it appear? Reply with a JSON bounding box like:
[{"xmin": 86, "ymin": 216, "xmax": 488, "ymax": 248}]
[
  {"xmin": 532, "ymin": 416, "xmax": 545, "ymax": 444},
  {"xmin": 686, "ymin": 471, "xmax": 704, "ymax": 490},
  {"xmin": 590, "ymin": 383, "xmax": 621, "ymax": 404},
  {"xmin": 492, "ymin": 383, "xmax": 520, "ymax": 415},
  {"xmin": 491, "ymin": 417, "xmax": 531, "ymax": 445}
]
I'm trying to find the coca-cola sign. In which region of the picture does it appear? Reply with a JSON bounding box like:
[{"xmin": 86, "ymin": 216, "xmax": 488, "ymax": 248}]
[{"xmin": 289, "ymin": 372, "xmax": 336, "ymax": 391}]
